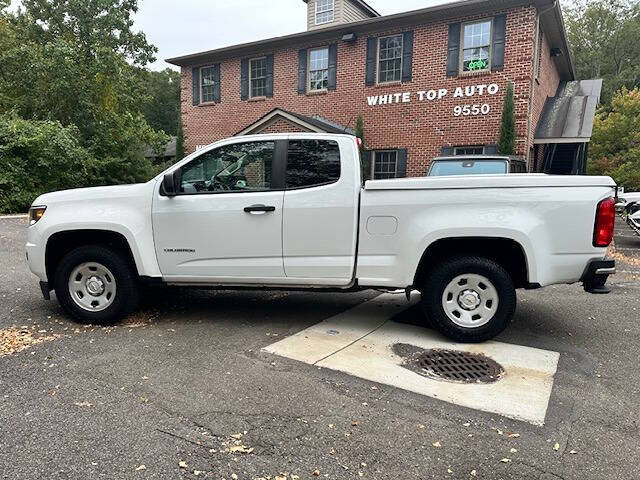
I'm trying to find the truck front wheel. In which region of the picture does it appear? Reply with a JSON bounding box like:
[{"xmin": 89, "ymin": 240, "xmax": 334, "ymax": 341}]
[
  {"xmin": 420, "ymin": 256, "xmax": 516, "ymax": 343},
  {"xmin": 54, "ymin": 246, "xmax": 140, "ymax": 324}
]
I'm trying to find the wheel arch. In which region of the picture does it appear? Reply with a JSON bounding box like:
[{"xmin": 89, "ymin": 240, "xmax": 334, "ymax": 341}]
[
  {"xmin": 45, "ymin": 229, "xmax": 139, "ymax": 283},
  {"xmin": 413, "ymin": 236, "xmax": 533, "ymax": 289}
]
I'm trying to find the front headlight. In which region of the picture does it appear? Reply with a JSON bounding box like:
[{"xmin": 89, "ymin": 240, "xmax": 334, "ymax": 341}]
[{"xmin": 28, "ymin": 206, "xmax": 47, "ymax": 226}]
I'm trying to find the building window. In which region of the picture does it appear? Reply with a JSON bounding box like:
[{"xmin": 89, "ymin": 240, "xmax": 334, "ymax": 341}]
[
  {"xmin": 200, "ymin": 66, "xmax": 217, "ymax": 103},
  {"xmin": 309, "ymin": 47, "xmax": 329, "ymax": 92},
  {"xmin": 249, "ymin": 57, "xmax": 267, "ymax": 98},
  {"xmin": 373, "ymin": 151, "xmax": 398, "ymax": 179},
  {"xmin": 378, "ymin": 35, "xmax": 403, "ymax": 83},
  {"xmin": 454, "ymin": 146, "xmax": 485, "ymax": 155},
  {"xmin": 315, "ymin": 0, "xmax": 334, "ymax": 25},
  {"xmin": 461, "ymin": 20, "xmax": 492, "ymax": 72}
]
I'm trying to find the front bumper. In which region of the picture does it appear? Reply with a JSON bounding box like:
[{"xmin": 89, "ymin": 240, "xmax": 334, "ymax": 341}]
[{"xmin": 581, "ymin": 259, "xmax": 615, "ymax": 294}]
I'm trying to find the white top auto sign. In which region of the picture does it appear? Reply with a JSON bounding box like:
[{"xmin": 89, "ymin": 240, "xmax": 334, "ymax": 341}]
[{"xmin": 366, "ymin": 83, "xmax": 500, "ymax": 117}]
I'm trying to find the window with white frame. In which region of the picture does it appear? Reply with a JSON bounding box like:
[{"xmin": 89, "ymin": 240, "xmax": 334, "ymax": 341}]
[
  {"xmin": 249, "ymin": 57, "xmax": 267, "ymax": 98},
  {"xmin": 315, "ymin": 0, "xmax": 334, "ymax": 25},
  {"xmin": 200, "ymin": 66, "xmax": 217, "ymax": 103},
  {"xmin": 373, "ymin": 151, "xmax": 398, "ymax": 179},
  {"xmin": 309, "ymin": 47, "xmax": 329, "ymax": 91},
  {"xmin": 454, "ymin": 146, "xmax": 484, "ymax": 155},
  {"xmin": 378, "ymin": 35, "xmax": 403, "ymax": 83},
  {"xmin": 461, "ymin": 20, "xmax": 492, "ymax": 72}
]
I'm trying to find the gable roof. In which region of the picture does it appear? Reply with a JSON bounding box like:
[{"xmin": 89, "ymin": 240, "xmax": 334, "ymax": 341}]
[
  {"xmin": 167, "ymin": 0, "xmax": 574, "ymax": 80},
  {"xmin": 235, "ymin": 108, "xmax": 356, "ymax": 136}
]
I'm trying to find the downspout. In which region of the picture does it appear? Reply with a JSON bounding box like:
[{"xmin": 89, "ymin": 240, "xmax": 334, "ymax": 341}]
[{"xmin": 526, "ymin": 0, "xmax": 558, "ymax": 169}]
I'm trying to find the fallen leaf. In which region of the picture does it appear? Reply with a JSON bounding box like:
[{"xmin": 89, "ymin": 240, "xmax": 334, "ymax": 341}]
[
  {"xmin": 418, "ymin": 424, "xmax": 425, "ymax": 429},
  {"xmin": 500, "ymin": 458, "xmax": 511, "ymax": 463},
  {"xmin": 553, "ymin": 442, "xmax": 560, "ymax": 451},
  {"xmin": 470, "ymin": 470, "xmax": 477, "ymax": 476},
  {"xmin": 74, "ymin": 401, "xmax": 93, "ymax": 407},
  {"xmin": 313, "ymin": 470, "xmax": 321, "ymax": 476},
  {"xmin": 231, "ymin": 474, "xmax": 238, "ymax": 479},
  {"xmin": 569, "ymin": 450, "xmax": 578, "ymax": 454},
  {"xmin": 496, "ymin": 429, "xmax": 503, "ymax": 435},
  {"xmin": 328, "ymin": 424, "xmax": 334, "ymax": 429},
  {"xmin": 229, "ymin": 445, "xmax": 254, "ymax": 454},
  {"xmin": 209, "ymin": 449, "xmax": 217, "ymax": 454},
  {"xmin": 463, "ymin": 422, "xmax": 471, "ymax": 427},
  {"xmin": 432, "ymin": 441, "xmax": 441, "ymax": 448},
  {"xmin": 352, "ymin": 420, "xmax": 359, "ymax": 427},
  {"xmin": 508, "ymin": 433, "xmax": 520, "ymax": 438},
  {"xmin": 231, "ymin": 433, "xmax": 243, "ymax": 439},
  {"xmin": 179, "ymin": 461, "xmax": 188, "ymax": 469},
  {"xmin": 447, "ymin": 467, "xmax": 453, "ymax": 474},
  {"xmin": 135, "ymin": 465, "xmax": 146, "ymax": 471},
  {"xmin": 510, "ymin": 448, "xmax": 517, "ymax": 453}
]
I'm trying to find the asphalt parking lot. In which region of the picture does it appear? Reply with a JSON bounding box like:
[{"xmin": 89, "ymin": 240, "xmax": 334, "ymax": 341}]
[{"xmin": 1, "ymin": 216, "xmax": 639, "ymax": 479}]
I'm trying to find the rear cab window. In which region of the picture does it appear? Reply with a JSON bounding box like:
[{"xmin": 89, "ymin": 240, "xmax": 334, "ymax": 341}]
[
  {"xmin": 428, "ymin": 159, "xmax": 508, "ymax": 176},
  {"xmin": 286, "ymin": 139, "xmax": 341, "ymax": 188}
]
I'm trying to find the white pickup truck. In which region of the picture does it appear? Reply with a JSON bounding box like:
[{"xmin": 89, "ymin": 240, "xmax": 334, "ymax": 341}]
[{"xmin": 26, "ymin": 134, "xmax": 617, "ymax": 342}]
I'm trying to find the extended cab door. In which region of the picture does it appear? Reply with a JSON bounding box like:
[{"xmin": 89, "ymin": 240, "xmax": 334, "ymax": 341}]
[
  {"xmin": 282, "ymin": 136, "xmax": 360, "ymax": 285},
  {"xmin": 152, "ymin": 139, "xmax": 287, "ymax": 282}
]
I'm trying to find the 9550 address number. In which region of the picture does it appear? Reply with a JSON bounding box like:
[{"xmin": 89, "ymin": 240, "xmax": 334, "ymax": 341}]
[{"xmin": 454, "ymin": 104, "xmax": 491, "ymax": 117}]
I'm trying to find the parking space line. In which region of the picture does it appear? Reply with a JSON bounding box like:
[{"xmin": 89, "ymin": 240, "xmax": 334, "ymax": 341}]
[{"xmin": 264, "ymin": 294, "xmax": 560, "ymax": 426}]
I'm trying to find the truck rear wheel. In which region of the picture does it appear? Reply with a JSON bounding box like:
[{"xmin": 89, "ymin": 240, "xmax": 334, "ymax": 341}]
[
  {"xmin": 420, "ymin": 256, "xmax": 516, "ymax": 343},
  {"xmin": 54, "ymin": 246, "xmax": 139, "ymax": 324}
]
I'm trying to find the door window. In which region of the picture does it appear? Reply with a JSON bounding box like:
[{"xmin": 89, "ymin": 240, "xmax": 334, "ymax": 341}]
[
  {"xmin": 179, "ymin": 141, "xmax": 275, "ymax": 193},
  {"xmin": 286, "ymin": 140, "xmax": 340, "ymax": 189}
]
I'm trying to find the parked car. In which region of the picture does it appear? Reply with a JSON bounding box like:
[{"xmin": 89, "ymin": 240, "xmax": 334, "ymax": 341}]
[
  {"xmin": 629, "ymin": 209, "xmax": 640, "ymax": 233},
  {"xmin": 617, "ymin": 192, "xmax": 640, "ymax": 214},
  {"xmin": 26, "ymin": 134, "xmax": 616, "ymax": 342},
  {"xmin": 427, "ymin": 155, "xmax": 528, "ymax": 176}
]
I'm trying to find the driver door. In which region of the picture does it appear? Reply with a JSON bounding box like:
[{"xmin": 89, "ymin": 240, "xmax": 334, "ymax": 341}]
[{"xmin": 152, "ymin": 139, "xmax": 286, "ymax": 282}]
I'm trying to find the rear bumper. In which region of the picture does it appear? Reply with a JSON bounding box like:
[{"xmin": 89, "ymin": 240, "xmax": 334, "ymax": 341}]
[{"xmin": 581, "ymin": 259, "xmax": 615, "ymax": 294}]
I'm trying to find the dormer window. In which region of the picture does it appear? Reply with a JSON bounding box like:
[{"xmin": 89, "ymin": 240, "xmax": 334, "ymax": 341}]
[{"xmin": 315, "ymin": 0, "xmax": 334, "ymax": 25}]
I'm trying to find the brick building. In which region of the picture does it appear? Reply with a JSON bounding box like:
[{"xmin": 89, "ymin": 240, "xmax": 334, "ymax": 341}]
[{"xmin": 167, "ymin": 0, "xmax": 600, "ymax": 179}]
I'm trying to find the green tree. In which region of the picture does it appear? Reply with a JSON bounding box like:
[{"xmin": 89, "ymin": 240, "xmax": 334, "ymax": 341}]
[
  {"xmin": 588, "ymin": 88, "xmax": 640, "ymax": 190},
  {"xmin": 355, "ymin": 113, "xmax": 368, "ymax": 180},
  {"xmin": 564, "ymin": 0, "xmax": 640, "ymax": 104},
  {"xmin": 0, "ymin": 0, "xmax": 167, "ymax": 189},
  {"xmin": 0, "ymin": 115, "xmax": 95, "ymax": 212},
  {"xmin": 144, "ymin": 68, "xmax": 181, "ymax": 136},
  {"xmin": 498, "ymin": 82, "xmax": 516, "ymax": 155}
]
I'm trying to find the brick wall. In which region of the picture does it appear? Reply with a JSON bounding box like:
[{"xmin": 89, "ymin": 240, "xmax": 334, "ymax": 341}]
[
  {"xmin": 258, "ymin": 117, "xmax": 310, "ymax": 134},
  {"xmin": 181, "ymin": 5, "xmax": 548, "ymax": 176}
]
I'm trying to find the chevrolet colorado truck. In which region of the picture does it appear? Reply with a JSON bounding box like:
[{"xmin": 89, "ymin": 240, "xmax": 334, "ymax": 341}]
[{"xmin": 26, "ymin": 134, "xmax": 617, "ymax": 342}]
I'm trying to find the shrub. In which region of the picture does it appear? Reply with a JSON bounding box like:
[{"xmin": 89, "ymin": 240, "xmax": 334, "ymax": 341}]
[{"xmin": 0, "ymin": 115, "xmax": 94, "ymax": 213}]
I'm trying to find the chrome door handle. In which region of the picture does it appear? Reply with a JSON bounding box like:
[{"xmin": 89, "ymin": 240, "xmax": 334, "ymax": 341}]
[{"xmin": 244, "ymin": 204, "xmax": 276, "ymax": 214}]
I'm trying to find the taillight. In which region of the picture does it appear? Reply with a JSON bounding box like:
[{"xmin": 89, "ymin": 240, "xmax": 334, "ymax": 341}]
[
  {"xmin": 593, "ymin": 197, "xmax": 615, "ymax": 247},
  {"xmin": 356, "ymin": 137, "xmax": 362, "ymax": 149}
]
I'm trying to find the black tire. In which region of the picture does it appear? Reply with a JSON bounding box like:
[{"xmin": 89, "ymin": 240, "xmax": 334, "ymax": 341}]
[
  {"xmin": 420, "ymin": 256, "xmax": 516, "ymax": 343},
  {"xmin": 54, "ymin": 245, "xmax": 140, "ymax": 324}
]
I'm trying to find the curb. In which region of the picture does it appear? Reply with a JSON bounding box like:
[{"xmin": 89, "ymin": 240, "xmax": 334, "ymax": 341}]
[{"xmin": 0, "ymin": 214, "xmax": 27, "ymax": 219}]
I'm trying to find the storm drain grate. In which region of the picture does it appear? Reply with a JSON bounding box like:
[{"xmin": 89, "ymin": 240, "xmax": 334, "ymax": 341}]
[{"xmin": 415, "ymin": 349, "xmax": 504, "ymax": 383}]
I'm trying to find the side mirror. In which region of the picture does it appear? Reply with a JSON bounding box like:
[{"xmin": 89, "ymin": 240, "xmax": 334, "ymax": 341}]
[{"xmin": 162, "ymin": 170, "xmax": 180, "ymax": 197}]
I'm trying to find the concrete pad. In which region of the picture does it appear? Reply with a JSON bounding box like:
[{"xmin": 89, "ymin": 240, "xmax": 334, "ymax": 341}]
[
  {"xmin": 262, "ymin": 293, "xmax": 418, "ymax": 364},
  {"xmin": 264, "ymin": 294, "xmax": 560, "ymax": 426}
]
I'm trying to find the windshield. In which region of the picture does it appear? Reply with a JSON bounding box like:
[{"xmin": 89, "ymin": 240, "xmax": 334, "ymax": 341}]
[{"xmin": 428, "ymin": 160, "xmax": 508, "ymax": 176}]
